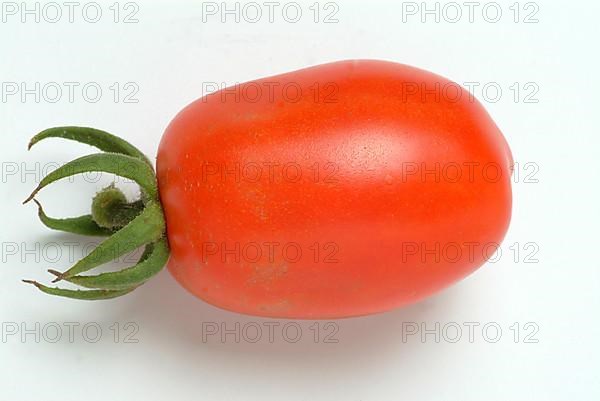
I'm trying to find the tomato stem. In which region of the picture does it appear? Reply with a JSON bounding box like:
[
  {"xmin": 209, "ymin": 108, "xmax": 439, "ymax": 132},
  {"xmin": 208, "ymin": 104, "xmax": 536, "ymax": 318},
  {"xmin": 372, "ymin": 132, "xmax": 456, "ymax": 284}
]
[{"xmin": 91, "ymin": 185, "xmax": 145, "ymax": 229}]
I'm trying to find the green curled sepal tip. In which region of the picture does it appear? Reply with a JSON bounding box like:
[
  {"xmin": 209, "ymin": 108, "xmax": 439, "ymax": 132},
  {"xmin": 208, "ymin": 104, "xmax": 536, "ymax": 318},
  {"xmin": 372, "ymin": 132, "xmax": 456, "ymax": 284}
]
[
  {"xmin": 46, "ymin": 239, "xmax": 169, "ymax": 291},
  {"xmin": 22, "ymin": 280, "xmax": 137, "ymax": 300},
  {"xmin": 32, "ymin": 198, "xmax": 115, "ymax": 237}
]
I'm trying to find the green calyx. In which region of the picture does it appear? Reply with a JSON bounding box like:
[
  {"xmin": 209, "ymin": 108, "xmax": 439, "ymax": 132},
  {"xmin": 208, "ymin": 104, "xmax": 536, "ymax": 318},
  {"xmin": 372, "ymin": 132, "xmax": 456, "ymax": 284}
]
[{"xmin": 22, "ymin": 127, "xmax": 169, "ymax": 300}]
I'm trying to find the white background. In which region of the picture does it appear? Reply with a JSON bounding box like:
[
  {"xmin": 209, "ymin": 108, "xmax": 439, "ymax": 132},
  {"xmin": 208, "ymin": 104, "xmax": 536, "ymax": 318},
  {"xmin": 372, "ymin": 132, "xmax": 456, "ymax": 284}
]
[{"xmin": 1, "ymin": 1, "xmax": 599, "ymax": 400}]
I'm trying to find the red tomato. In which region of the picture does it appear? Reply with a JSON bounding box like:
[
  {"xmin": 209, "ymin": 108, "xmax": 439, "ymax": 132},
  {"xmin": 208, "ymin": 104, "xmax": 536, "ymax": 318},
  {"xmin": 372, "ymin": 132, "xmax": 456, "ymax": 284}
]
[{"xmin": 156, "ymin": 60, "xmax": 512, "ymax": 318}]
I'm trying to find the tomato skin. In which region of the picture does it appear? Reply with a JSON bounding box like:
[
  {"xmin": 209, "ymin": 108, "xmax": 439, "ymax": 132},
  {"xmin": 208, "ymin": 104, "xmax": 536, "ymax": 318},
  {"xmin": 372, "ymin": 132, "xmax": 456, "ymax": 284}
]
[{"xmin": 156, "ymin": 60, "xmax": 512, "ymax": 318}]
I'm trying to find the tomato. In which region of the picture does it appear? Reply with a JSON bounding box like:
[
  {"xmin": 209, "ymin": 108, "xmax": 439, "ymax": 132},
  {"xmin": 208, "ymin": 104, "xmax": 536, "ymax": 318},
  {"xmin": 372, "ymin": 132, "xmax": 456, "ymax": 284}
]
[
  {"xmin": 156, "ymin": 60, "xmax": 513, "ymax": 318},
  {"xmin": 24, "ymin": 60, "xmax": 511, "ymax": 316}
]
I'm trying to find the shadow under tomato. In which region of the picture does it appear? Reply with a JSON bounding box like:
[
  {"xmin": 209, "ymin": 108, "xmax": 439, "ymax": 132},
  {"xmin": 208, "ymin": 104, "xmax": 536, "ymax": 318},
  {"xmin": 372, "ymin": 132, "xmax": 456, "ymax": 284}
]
[{"xmin": 115, "ymin": 269, "xmax": 466, "ymax": 373}]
